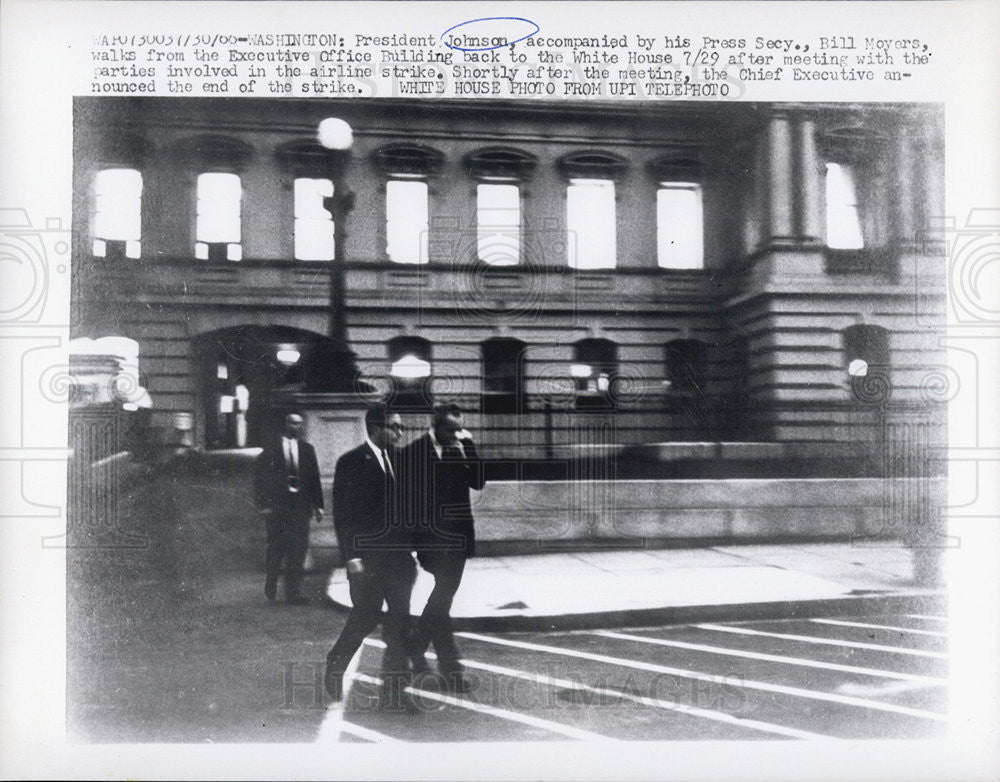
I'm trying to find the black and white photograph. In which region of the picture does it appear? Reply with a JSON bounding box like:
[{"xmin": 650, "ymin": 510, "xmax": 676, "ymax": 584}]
[
  {"xmin": 2, "ymin": 1, "xmax": 999, "ymax": 780},
  {"xmin": 67, "ymin": 94, "xmax": 949, "ymax": 744}
]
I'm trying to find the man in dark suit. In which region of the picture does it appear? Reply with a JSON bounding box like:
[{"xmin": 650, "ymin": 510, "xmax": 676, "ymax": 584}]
[
  {"xmin": 325, "ymin": 403, "xmax": 417, "ymax": 712},
  {"xmin": 401, "ymin": 403, "xmax": 485, "ymax": 693},
  {"xmin": 253, "ymin": 411, "xmax": 324, "ymax": 606}
]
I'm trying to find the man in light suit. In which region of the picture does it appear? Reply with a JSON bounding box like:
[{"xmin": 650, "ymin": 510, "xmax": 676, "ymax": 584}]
[
  {"xmin": 401, "ymin": 403, "xmax": 485, "ymax": 694},
  {"xmin": 325, "ymin": 403, "xmax": 417, "ymax": 712},
  {"xmin": 253, "ymin": 411, "xmax": 324, "ymax": 606}
]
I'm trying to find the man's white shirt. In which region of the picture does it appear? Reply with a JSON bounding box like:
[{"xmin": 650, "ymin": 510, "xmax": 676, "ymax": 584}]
[
  {"xmin": 282, "ymin": 436, "xmax": 299, "ymax": 469},
  {"xmin": 365, "ymin": 436, "xmax": 393, "ymax": 476}
]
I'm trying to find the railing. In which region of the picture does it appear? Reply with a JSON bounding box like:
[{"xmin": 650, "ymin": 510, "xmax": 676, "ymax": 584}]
[{"xmin": 80, "ymin": 257, "xmax": 722, "ymax": 310}]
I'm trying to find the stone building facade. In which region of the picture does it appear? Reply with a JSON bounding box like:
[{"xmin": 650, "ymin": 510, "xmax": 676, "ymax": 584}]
[{"xmin": 72, "ymin": 97, "xmax": 946, "ymax": 468}]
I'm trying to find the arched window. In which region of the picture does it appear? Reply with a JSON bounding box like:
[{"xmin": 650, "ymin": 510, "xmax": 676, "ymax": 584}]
[
  {"xmin": 174, "ymin": 135, "xmax": 253, "ymax": 262},
  {"xmin": 465, "ymin": 148, "xmax": 537, "ymax": 267},
  {"xmin": 196, "ymin": 172, "xmax": 243, "ymax": 261},
  {"xmin": 373, "ymin": 144, "xmax": 444, "ymax": 265},
  {"xmin": 277, "ymin": 140, "xmax": 341, "ymax": 262},
  {"xmin": 387, "ymin": 335, "xmax": 433, "ymax": 410},
  {"xmin": 90, "ymin": 131, "xmax": 150, "ymax": 261},
  {"xmin": 558, "ymin": 152, "xmax": 628, "ymax": 270},
  {"xmin": 818, "ymin": 124, "xmax": 888, "ymax": 272},
  {"xmin": 650, "ymin": 156, "xmax": 704, "ymax": 270},
  {"xmin": 572, "ymin": 338, "xmax": 618, "ymax": 410},
  {"xmin": 481, "ymin": 337, "xmax": 527, "ymax": 414}
]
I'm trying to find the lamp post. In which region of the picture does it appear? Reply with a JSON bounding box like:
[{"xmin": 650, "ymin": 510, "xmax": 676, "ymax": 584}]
[{"xmin": 307, "ymin": 117, "xmax": 362, "ymax": 392}]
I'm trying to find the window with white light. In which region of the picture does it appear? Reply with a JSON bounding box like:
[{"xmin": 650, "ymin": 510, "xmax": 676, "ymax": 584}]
[
  {"xmin": 825, "ymin": 162, "xmax": 865, "ymax": 250},
  {"xmin": 387, "ymin": 335, "xmax": 433, "ymax": 410},
  {"xmin": 477, "ymin": 183, "xmax": 521, "ymax": 266},
  {"xmin": 93, "ymin": 168, "xmax": 143, "ymax": 259},
  {"xmin": 196, "ymin": 172, "xmax": 242, "ymax": 261},
  {"xmin": 848, "ymin": 358, "xmax": 869, "ymax": 377},
  {"xmin": 386, "ymin": 179, "xmax": 429, "ymax": 264},
  {"xmin": 294, "ymin": 177, "xmax": 335, "ymax": 261},
  {"xmin": 572, "ymin": 338, "xmax": 618, "ymax": 409},
  {"xmin": 567, "ymin": 178, "xmax": 616, "ymax": 269},
  {"xmin": 390, "ymin": 354, "xmax": 431, "ymax": 379},
  {"xmin": 657, "ymin": 183, "xmax": 704, "ymax": 269},
  {"xmin": 843, "ymin": 324, "xmax": 889, "ymax": 388}
]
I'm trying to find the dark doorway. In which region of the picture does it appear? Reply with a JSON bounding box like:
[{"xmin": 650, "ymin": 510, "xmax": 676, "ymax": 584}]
[{"xmin": 192, "ymin": 326, "xmax": 327, "ymax": 449}]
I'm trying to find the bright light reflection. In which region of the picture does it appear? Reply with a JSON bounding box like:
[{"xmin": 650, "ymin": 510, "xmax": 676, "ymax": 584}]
[{"xmin": 391, "ymin": 354, "xmax": 431, "ymax": 379}]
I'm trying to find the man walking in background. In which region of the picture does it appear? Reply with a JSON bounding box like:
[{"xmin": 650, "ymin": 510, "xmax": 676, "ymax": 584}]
[
  {"xmin": 253, "ymin": 411, "xmax": 324, "ymax": 606},
  {"xmin": 325, "ymin": 403, "xmax": 417, "ymax": 712},
  {"xmin": 402, "ymin": 403, "xmax": 485, "ymax": 694}
]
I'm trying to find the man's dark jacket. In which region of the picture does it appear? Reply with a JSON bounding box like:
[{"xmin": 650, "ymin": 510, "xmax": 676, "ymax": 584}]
[
  {"xmin": 400, "ymin": 434, "xmax": 485, "ymax": 557},
  {"xmin": 253, "ymin": 437, "xmax": 324, "ymax": 512},
  {"xmin": 332, "ymin": 442, "xmax": 411, "ymax": 561}
]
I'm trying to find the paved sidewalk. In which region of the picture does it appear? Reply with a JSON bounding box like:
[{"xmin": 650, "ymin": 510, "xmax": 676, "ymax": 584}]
[{"xmin": 325, "ymin": 541, "xmax": 945, "ymax": 630}]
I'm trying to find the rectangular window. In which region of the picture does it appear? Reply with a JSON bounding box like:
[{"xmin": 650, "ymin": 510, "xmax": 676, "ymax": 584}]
[
  {"xmin": 482, "ymin": 338, "xmax": 526, "ymax": 414},
  {"xmin": 567, "ymin": 178, "xmax": 616, "ymax": 269},
  {"xmin": 294, "ymin": 177, "xmax": 335, "ymax": 261},
  {"xmin": 196, "ymin": 172, "xmax": 242, "ymax": 261},
  {"xmin": 477, "ymin": 182, "xmax": 520, "ymax": 266},
  {"xmin": 825, "ymin": 162, "xmax": 864, "ymax": 250},
  {"xmin": 386, "ymin": 179, "xmax": 428, "ymax": 264},
  {"xmin": 572, "ymin": 338, "xmax": 617, "ymax": 410},
  {"xmin": 657, "ymin": 183, "xmax": 704, "ymax": 269},
  {"xmin": 93, "ymin": 168, "xmax": 142, "ymax": 259}
]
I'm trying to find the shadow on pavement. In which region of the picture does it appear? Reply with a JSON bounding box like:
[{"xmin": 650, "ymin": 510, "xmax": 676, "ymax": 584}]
[{"xmin": 67, "ymin": 451, "xmax": 336, "ymax": 743}]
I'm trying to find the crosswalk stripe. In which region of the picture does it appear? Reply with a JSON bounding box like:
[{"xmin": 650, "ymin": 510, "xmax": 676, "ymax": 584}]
[
  {"xmin": 351, "ymin": 673, "xmax": 614, "ymax": 742},
  {"xmin": 593, "ymin": 630, "xmax": 946, "ymax": 684},
  {"xmin": 907, "ymin": 614, "xmax": 948, "ymax": 623},
  {"xmin": 836, "ymin": 679, "xmax": 945, "ymax": 699},
  {"xmin": 456, "ymin": 632, "xmax": 948, "ymax": 723},
  {"xmin": 338, "ymin": 722, "xmax": 405, "ymax": 744},
  {"xmin": 810, "ymin": 618, "xmax": 949, "ymax": 638},
  {"xmin": 697, "ymin": 623, "xmax": 948, "ymax": 659},
  {"xmin": 315, "ymin": 644, "xmax": 366, "ymax": 744},
  {"xmin": 362, "ymin": 639, "xmax": 831, "ymax": 741}
]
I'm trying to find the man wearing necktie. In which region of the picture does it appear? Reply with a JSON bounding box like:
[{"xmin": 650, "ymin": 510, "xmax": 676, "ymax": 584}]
[
  {"xmin": 325, "ymin": 403, "xmax": 417, "ymax": 712},
  {"xmin": 400, "ymin": 403, "xmax": 485, "ymax": 694},
  {"xmin": 253, "ymin": 412, "xmax": 324, "ymax": 605}
]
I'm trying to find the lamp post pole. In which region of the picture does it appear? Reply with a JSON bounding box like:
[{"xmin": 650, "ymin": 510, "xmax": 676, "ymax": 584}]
[
  {"xmin": 311, "ymin": 117, "xmax": 361, "ymax": 392},
  {"xmin": 327, "ymin": 171, "xmax": 353, "ymax": 350}
]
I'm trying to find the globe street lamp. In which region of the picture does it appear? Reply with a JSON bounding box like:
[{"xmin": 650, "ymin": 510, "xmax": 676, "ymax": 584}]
[{"xmin": 308, "ymin": 117, "xmax": 361, "ymax": 392}]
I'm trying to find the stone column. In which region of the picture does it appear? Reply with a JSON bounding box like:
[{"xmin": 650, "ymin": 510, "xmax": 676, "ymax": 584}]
[
  {"xmin": 767, "ymin": 110, "xmax": 795, "ymax": 243},
  {"xmin": 922, "ymin": 122, "xmax": 945, "ymax": 234},
  {"xmin": 891, "ymin": 132, "xmax": 917, "ymax": 247},
  {"xmin": 796, "ymin": 116, "xmax": 824, "ymax": 243}
]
